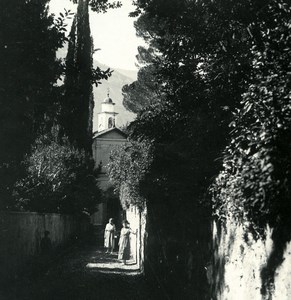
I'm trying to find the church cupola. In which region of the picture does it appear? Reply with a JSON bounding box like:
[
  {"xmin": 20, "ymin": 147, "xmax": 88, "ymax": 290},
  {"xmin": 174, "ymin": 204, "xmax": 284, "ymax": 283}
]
[{"xmin": 97, "ymin": 92, "xmax": 118, "ymax": 132}]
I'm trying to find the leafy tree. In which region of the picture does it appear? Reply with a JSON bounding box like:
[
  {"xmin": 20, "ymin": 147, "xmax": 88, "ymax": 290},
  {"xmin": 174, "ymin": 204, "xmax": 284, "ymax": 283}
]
[
  {"xmin": 117, "ymin": 0, "xmax": 291, "ymax": 297},
  {"xmin": 0, "ymin": 0, "xmax": 67, "ymax": 209},
  {"xmin": 14, "ymin": 126, "xmax": 101, "ymax": 214},
  {"xmin": 0, "ymin": 0, "xmax": 113, "ymax": 212},
  {"xmin": 107, "ymin": 140, "xmax": 153, "ymax": 209},
  {"xmin": 70, "ymin": 0, "xmax": 121, "ymax": 13},
  {"xmin": 122, "ymin": 46, "xmax": 162, "ymax": 113},
  {"xmin": 127, "ymin": 0, "xmax": 253, "ymax": 233},
  {"xmin": 211, "ymin": 0, "xmax": 291, "ymax": 230},
  {"xmin": 127, "ymin": 0, "xmax": 260, "ymax": 184}
]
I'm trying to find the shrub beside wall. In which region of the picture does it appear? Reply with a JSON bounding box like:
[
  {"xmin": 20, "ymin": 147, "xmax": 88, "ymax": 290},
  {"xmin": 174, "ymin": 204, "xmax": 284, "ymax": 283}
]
[{"xmin": 0, "ymin": 211, "xmax": 89, "ymax": 282}]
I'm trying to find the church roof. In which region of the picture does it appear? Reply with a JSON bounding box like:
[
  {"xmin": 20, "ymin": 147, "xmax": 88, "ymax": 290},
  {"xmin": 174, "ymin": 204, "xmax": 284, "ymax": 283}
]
[
  {"xmin": 93, "ymin": 127, "xmax": 127, "ymax": 139},
  {"xmin": 102, "ymin": 92, "xmax": 115, "ymax": 105}
]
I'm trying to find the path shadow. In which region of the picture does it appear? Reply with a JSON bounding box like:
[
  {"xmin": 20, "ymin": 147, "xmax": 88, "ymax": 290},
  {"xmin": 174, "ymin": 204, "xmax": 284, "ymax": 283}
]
[
  {"xmin": 0, "ymin": 244, "xmax": 158, "ymax": 300},
  {"xmin": 86, "ymin": 248, "xmax": 140, "ymax": 275}
]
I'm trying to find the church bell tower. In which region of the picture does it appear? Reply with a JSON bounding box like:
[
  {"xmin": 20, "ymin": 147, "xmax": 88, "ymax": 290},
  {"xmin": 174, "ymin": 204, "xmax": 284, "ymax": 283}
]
[{"xmin": 97, "ymin": 92, "xmax": 118, "ymax": 132}]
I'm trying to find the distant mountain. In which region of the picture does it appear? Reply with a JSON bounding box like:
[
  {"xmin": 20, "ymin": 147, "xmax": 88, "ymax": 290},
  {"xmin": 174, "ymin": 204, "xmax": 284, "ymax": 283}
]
[
  {"xmin": 93, "ymin": 62, "xmax": 137, "ymax": 132},
  {"xmin": 113, "ymin": 67, "xmax": 138, "ymax": 81},
  {"xmin": 57, "ymin": 47, "xmax": 137, "ymax": 132}
]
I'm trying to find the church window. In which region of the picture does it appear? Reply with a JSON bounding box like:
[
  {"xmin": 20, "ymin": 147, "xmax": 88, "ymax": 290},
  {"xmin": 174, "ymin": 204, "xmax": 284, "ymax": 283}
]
[{"xmin": 108, "ymin": 117, "xmax": 114, "ymax": 128}]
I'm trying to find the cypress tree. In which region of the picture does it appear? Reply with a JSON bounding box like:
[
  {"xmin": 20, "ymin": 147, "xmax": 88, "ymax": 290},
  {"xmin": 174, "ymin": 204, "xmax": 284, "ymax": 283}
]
[{"xmin": 62, "ymin": 0, "xmax": 93, "ymax": 153}]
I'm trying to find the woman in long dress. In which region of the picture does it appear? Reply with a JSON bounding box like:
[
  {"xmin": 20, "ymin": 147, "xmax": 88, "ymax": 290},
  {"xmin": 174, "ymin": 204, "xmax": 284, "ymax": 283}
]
[
  {"xmin": 104, "ymin": 218, "xmax": 116, "ymax": 254},
  {"xmin": 118, "ymin": 220, "xmax": 135, "ymax": 264}
]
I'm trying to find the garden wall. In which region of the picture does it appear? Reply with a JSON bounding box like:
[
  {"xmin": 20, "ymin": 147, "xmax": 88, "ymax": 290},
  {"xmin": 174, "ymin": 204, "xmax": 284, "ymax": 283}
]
[
  {"xmin": 0, "ymin": 211, "xmax": 89, "ymax": 283},
  {"xmin": 212, "ymin": 219, "xmax": 291, "ymax": 300},
  {"xmin": 126, "ymin": 205, "xmax": 147, "ymax": 270}
]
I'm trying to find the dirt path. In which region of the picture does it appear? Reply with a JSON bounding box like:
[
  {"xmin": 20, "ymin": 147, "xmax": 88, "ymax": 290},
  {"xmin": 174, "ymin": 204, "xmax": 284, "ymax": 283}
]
[{"xmin": 0, "ymin": 244, "xmax": 164, "ymax": 300}]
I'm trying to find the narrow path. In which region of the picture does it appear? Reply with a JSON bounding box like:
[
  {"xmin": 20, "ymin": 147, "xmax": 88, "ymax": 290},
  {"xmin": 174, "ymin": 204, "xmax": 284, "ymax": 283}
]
[{"xmin": 1, "ymin": 244, "xmax": 163, "ymax": 300}]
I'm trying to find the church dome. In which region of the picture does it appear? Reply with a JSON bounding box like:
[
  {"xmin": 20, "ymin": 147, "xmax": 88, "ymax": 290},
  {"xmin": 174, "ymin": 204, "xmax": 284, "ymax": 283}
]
[
  {"xmin": 103, "ymin": 96, "xmax": 113, "ymax": 104},
  {"xmin": 103, "ymin": 92, "xmax": 114, "ymax": 104}
]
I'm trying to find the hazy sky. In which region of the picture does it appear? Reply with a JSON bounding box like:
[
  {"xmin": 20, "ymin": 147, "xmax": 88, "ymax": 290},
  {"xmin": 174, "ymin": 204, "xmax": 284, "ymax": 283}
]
[{"xmin": 49, "ymin": 0, "xmax": 143, "ymax": 70}]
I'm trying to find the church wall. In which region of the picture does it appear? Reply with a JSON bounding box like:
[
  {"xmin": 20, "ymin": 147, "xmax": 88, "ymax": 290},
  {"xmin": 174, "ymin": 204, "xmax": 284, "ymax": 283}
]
[
  {"xmin": 91, "ymin": 132, "xmax": 127, "ymax": 226},
  {"xmin": 92, "ymin": 136, "xmax": 127, "ymax": 172}
]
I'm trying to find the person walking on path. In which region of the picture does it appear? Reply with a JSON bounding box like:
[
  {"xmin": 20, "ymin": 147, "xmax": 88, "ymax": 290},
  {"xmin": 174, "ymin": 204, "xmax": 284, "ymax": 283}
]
[
  {"xmin": 104, "ymin": 218, "xmax": 116, "ymax": 254},
  {"xmin": 118, "ymin": 220, "xmax": 136, "ymax": 265}
]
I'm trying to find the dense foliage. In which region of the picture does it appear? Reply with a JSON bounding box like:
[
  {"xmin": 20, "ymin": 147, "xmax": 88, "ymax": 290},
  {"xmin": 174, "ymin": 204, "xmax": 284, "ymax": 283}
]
[
  {"xmin": 210, "ymin": 2, "xmax": 291, "ymax": 295},
  {"xmin": 124, "ymin": 0, "xmax": 263, "ymax": 207},
  {"xmin": 0, "ymin": 0, "xmax": 67, "ymax": 209},
  {"xmin": 122, "ymin": 46, "xmax": 162, "ymax": 113},
  {"xmin": 126, "ymin": 0, "xmax": 290, "ymax": 229},
  {"xmin": 14, "ymin": 126, "xmax": 100, "ymax": 214},
  {"xmin": 112, "ymin": 0, "xmax": 291, "ymax": 297},
  {"xmin": 0, "ymin": 0, "xmax": 119, "ymax": 213},
  {"xmin": 70, "ymin": 0, "xmax": 121, "ymax": 13},
  {"xmin": 107, "ymin": 140, "xmax": 153, "ymax": 209},
  {"xmin": 211, "ymin": 0, "xmax": 291, "ymax": 232},
  {"xmin": 123, "ymin": 0, "xmax": 259, "ymax": 230}
]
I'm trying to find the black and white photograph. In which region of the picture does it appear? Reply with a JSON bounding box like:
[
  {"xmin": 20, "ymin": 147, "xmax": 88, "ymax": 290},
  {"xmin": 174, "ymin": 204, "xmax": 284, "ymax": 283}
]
[{"xmin": 0, "ymin": 0, "xmax": 290, "ymax": 299}]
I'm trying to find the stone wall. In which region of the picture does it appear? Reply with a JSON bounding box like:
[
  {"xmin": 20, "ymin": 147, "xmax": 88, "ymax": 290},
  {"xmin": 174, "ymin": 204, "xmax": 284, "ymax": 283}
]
[
  {"xmin": 0, "ymin": 211, "xmax": 89, "ymax": 283},
  {"xmin": 212, "ymin": 219, "xmax": 291, "ymax": 300},
  {"xmin": 126, "ymin": 205, "xmax": 146, "ymax": 270}
]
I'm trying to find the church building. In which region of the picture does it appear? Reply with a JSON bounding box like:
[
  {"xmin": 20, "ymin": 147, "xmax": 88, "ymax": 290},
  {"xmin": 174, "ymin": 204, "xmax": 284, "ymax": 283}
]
[
  {"xmin": 91, "ymin": 93, "xmax": 127, "ymax": 226},
  {"xmin": 91, "ymin": 93, "xmax": 145, "ymax": 268}
]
